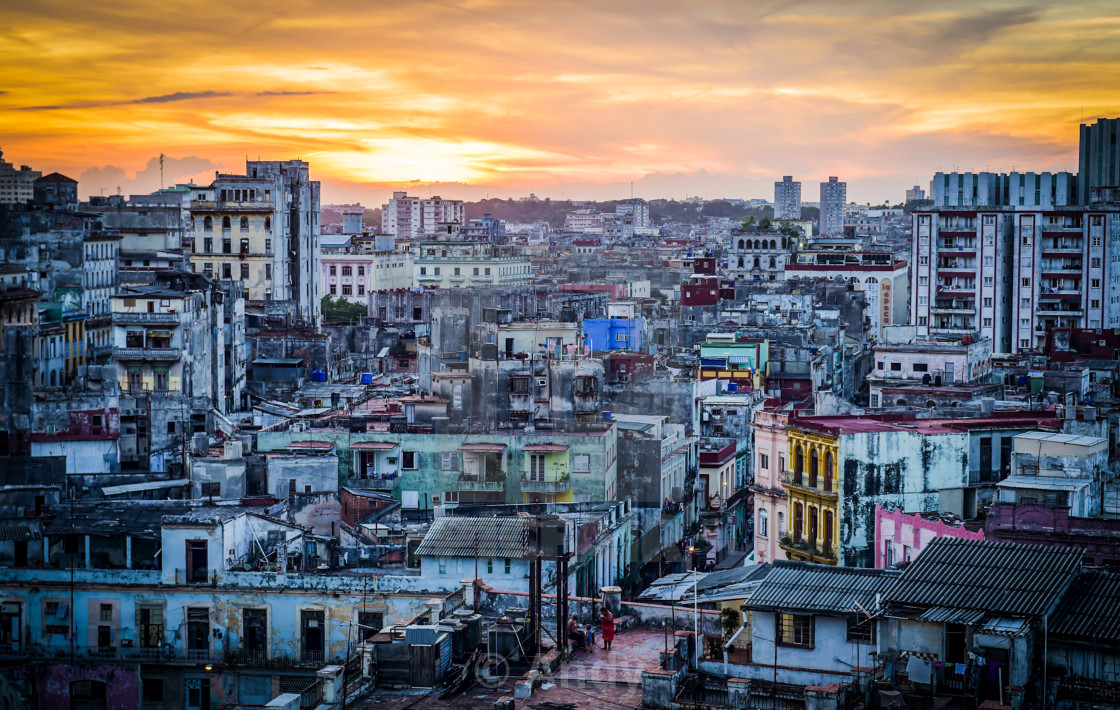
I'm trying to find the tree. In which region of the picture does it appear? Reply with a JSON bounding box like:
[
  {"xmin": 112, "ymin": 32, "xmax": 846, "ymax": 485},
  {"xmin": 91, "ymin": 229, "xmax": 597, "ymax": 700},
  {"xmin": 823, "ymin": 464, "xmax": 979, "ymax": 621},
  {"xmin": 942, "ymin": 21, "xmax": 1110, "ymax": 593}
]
[
  {"xmin": 321, "ymin": 295, "xmax": 367, "ymax": 322},
  {"xmin": 758, "ymin": 218, "xmax": 772, "ymax": 230},
  {"xmin": 720, "ymin": 608, "xmax": 741, "ymax": 638},
  {"xmin": 740, "ymin": 216, "xmax": 756, "ymax": 230}
]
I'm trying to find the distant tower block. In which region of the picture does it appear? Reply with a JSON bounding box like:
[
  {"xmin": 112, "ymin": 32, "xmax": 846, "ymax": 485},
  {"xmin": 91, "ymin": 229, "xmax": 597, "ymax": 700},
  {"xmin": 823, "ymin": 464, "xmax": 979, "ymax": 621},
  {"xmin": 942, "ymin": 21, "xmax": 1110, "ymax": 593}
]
[{"xmin": 343, "ymin": 210, "xmax": 363, "ymax": 235}]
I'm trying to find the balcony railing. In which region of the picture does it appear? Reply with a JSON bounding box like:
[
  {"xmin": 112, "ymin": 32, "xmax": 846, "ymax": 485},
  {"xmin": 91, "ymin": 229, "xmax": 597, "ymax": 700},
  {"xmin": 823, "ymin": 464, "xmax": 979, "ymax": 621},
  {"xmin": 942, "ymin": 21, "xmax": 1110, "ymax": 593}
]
[
  {"xmin": 780, "ymin": 469, "xmax": 838, "ymax": 499},
  {"xmin": 0, "ymin": 644, "xmax": 221, "ymax": 664},
  {"xmin": 778, "ymin": 536, "xmax": 838, "ymax": 563},
  {"xmin": 350, "ymin": 476, "xmax": 397, "ymax": 491},
  {"xmin": 114, "ymin": 347, "xmax": 181, "ymax": 361},
  {"xmin": 459, "ymin": 476, "xmax": 504, "ymax": 491},
  {"xmin": 112, "ymin": 312, "xmax": 180, "ymax": 324},
  {"xmin": 522, "ymin": 474, "xmax": 570, "ymax": 494}
]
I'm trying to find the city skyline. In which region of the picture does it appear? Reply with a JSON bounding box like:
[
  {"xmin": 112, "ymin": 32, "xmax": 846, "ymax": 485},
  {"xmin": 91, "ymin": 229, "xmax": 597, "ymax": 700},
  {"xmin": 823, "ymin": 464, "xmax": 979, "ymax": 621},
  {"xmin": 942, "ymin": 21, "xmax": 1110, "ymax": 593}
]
[{"xmin": 3, "ymin": 0, "xmax": 1119, "ymax": 204}]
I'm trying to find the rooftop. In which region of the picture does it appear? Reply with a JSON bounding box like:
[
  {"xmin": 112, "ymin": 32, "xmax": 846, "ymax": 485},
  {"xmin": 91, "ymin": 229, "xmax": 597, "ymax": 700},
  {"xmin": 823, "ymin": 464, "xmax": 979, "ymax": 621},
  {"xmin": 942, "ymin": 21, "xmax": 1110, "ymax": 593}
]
[
  {"xmin": 746, "ymin": 560, "xmax": 900, "ymax": 614},
  {"xmin": 884, "ymin": 538, "xmax": 1082, "ymax": 619},
  {"xmin": 1048, "ymin": 569, "xmax": 1120, "ymax": 644},
  {"xmin": 788, "ymin": 411, "xmax": 1060, "ymax": 436},
  {"xmin": 414, "ymin": 516, "xmax": 529, "ymax": 559}
]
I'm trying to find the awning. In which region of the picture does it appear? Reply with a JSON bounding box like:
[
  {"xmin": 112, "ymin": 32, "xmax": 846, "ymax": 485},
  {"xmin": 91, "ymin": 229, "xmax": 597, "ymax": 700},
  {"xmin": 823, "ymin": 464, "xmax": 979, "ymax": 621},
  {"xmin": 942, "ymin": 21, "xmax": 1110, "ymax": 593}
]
[
  {"xmin": 727, "ymin": 356, "xmax": 755, "ymax": 365},
  {"xmin": 522, "ymin": 444, "xmax": 569, "ymax": 452},
  {"xmin": 918, "ymin": 607, "xmax": 986, "ymax": 625},
  {"xmin": 350, "ymin": 441, "xmax": 400, "ymax": 450},
  {"xmin": 288, "ymin": 440, "xmax": 334, "ymax": 450},
  {"xmin": 459, "ymin": 443, "xmax": 507, "ymax": 452},
  {"xmin": 981, "ymin": 617, "xmax": 1028, "ymax": 636},
  {"xmin": 101, "ymin": 480, "xmax": 190, "ymax": 497}
]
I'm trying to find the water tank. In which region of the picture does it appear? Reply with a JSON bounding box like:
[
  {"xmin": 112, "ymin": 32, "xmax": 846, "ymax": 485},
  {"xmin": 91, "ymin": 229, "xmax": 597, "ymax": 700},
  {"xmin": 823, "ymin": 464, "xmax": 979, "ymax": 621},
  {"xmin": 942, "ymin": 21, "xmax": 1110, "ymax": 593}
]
[
  {"xmin": 311, "ymin": 369, "xmax": 327, "ymax": 382},
  {"xmin": 360, "ymin": 372, "xmax": 373, "ymax": 384},
  {"xmin": 727, "ymin": 382, "xmax": 738, "ymax": 392},
  {"xmin": 602, "ymin": 410, "xmax": 612, "ymax": 421}
]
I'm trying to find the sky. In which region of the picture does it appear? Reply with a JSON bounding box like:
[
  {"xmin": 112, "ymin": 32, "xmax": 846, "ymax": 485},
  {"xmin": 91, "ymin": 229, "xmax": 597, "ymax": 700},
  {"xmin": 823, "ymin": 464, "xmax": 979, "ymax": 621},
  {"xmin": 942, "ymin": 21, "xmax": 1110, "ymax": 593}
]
[{"xmin": 2, "ymin": 0, "xmax": 1119, "ymax": 206}]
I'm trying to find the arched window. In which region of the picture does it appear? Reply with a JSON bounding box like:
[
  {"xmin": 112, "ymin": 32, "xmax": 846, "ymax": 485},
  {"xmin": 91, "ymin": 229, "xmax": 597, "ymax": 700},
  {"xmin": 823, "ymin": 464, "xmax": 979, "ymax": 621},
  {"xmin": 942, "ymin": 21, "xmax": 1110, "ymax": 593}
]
[
  {"xmin": 49, "ymin": 370, "xmax": 57, "ymax": 387},
  {"xmin": 778, "ymin": 511, "xmax": 785, "ymax": 536},
  {"xmin": 795, "ymin": 446, "xmax": 804, "ymax": 475},
  {"xmin": 737, "ymin": 257, "xmax": 744, "ymax": 268},
  {"xmin": 222, "ymin": 216, "xmax": 231, "ymax": 231},
  {"xmin": 264, "ymin": 216, "xmax": 271, "ymax": 231},
  {"xmin": 896, "ymin": 398, "xmax": 907, "ymax": 406},
  {"xmin": 737, "ymin": 239, "xmax": 745, "ymax": 249},
  {"xmin": 240, "ymin": 216, "xmax": 249, "ymax": 231},
  {"xmin": 769, "ymin": 257, "xmax": 776, "ymax": 268},
  {"xmin": 809, "ymin": 448, "xmax": 819, "ymax": 487},
  {"xmin": 865, "ymin": 277, "xmax": 878, "ymax": 284},
  {"xmin": 770, "ymin": 240, "xmax": 776, "ymax": 250},
  {"xmin": 753, "ymin": 257, "xmax": 760, "ymax": 268},
  {"xmin": 203, "ymin": 216, "xmax": 212, "ymax": 231},
  {"xmin": 824, "ymin": 452, "xmax": 833, "ymax": 492},
  {"xmin": 824, "ymin": 510, "xmax": 834, "ymax": 551},
  {"xmin": 794, "ymin": 502, "xmax": 804, "ymax": 541},
  {"xmin": 926, "ymin": 400, "xmax": 936, "ymax": 408}
]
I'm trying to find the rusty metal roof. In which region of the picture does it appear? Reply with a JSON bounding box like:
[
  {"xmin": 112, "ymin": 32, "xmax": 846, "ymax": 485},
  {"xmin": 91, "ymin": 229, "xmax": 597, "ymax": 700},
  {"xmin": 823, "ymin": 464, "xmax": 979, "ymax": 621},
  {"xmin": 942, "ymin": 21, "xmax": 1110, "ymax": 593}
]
[{"xmin": 415, "ymin": 516, "xmax": 528, "ymax": 560}]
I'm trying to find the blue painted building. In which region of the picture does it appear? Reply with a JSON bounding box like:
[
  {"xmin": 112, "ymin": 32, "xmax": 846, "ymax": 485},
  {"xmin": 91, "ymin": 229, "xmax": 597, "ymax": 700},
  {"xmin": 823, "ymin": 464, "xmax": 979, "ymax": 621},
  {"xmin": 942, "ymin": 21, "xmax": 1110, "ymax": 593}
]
[{"xmin": 584, "ymin": 317, "xmax": 645, "ymax": 352}]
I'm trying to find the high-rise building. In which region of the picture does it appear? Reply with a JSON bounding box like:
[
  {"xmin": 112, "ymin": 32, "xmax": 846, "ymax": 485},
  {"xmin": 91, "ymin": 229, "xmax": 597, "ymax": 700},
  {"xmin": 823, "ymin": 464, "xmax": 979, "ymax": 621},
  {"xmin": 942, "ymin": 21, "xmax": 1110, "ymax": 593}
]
[
  {"xmin": 0, "ymin": 148, "xmax": 41, "ymax": 205},
  {"xmin": 905, "ymin": 185, "xmax": 926, "ymax": 203},
  {"xmin": 381, "ymin": 192, "xmax": 465, "ymax": 238},
  {"xmin": 1079, "ymin": 118, "xmax": 1120, "ymax": 204},
  {"xmin": 930, "ymin": 171, "xmax": 1076, "ymax": 208},
  {"xmin": 911, "ymin": 206, "xmax": 1120, "ymax": 354},
  {"xmin": 819, "ymin": 177, "xmax": 846, "ymax": 237},
  {"xmin": 774, "ymin": 176, "xmax": 801, "ymax": 220},
  {"xmin": 615, "ymin": 198, "xmax": 650, "ymax": 229},
  {"xmin": 188, "ymin": 160, "xmax": 322, "ymax": 328}
]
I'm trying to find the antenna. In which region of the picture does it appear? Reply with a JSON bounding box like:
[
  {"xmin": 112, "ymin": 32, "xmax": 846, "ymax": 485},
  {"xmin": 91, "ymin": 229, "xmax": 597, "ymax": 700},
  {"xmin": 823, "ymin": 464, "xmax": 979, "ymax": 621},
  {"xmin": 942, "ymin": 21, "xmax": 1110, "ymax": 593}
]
[{"xmin": 159, "ymin": 153, "xmax": 165, "ymax": 190}]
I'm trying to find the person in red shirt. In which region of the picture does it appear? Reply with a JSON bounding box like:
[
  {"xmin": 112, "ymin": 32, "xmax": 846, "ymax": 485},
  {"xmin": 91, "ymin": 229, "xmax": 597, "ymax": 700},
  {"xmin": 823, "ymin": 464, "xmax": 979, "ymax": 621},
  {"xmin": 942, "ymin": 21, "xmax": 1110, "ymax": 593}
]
[{"xmin": 599, "ymin": 605, "xmax": 615, "ymax": 651}]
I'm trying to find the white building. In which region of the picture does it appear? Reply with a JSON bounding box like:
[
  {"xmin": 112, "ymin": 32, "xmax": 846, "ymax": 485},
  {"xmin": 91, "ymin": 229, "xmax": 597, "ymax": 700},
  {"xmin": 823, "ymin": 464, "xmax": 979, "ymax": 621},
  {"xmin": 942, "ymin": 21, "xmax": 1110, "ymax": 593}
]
[
  {"xmin": 381, "ymin": 192, "xmax": 465, "ymax": 238},
  {"xmin": 413, "ymin": 241, "xmax": 532, "ymax": 288},
  {"xmin": 188, "ymin": 160, "xmax": 322, "ymax": 327},
  {"xmin": 322, "ymin": 252, "xmax": 414, "ymax": 303},
  {"xmin": 774, "ymin": 176, "xmax": 801, "ymax": 220},
  {"xmin": 563, "ymin": 209, "xmax": 605, "ymax": 233},
  {"xmin": 0, "ymin": 148, "xmax": 41, "ymax": 204},
  {"xmin": 615, "ymin": 199, "xmax": 650, "ymax": 229},
  {"xmin": 785, "ymin": 251, "xmax": 909, "ymax": 336},
  {"xmin": 911, "ymin": 206, "xmax": 1120, "ymax": 353}
]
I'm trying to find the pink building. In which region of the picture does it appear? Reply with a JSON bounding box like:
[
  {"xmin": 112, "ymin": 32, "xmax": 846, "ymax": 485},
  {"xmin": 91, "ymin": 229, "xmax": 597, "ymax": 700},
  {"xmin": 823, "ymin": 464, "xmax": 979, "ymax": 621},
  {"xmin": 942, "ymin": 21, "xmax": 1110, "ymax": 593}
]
[
  {"xmin": 874, "ymin": 504, "xmax": 984, "ymax": 568},
  {"xmin": 750, "ymin": 406, "xmax": 790, "ymax": 564}
]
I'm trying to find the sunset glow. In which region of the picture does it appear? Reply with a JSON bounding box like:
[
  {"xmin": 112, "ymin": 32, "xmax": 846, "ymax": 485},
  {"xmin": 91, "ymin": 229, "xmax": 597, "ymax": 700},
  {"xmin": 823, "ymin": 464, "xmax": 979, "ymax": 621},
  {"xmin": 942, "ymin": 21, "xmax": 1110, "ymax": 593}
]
[{"xmin": 3, "ymin": 0, "xmax": 1119, "ymax": 202}]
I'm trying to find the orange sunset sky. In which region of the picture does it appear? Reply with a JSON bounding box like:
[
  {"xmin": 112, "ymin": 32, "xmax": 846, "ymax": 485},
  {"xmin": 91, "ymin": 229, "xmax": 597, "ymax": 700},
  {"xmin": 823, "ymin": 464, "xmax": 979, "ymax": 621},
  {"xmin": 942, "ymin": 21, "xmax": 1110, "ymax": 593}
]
[{"xmin": 2, "ymin": 0, "xmax": 1119, "ymax": 205}]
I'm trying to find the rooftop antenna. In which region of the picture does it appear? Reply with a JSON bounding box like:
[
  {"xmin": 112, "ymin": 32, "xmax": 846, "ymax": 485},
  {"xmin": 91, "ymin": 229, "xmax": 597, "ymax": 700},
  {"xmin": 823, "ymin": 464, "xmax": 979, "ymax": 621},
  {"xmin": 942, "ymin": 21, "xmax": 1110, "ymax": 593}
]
[{"xmin": 159, "ymin": 153, "xmax": 165, "ymax": 190}]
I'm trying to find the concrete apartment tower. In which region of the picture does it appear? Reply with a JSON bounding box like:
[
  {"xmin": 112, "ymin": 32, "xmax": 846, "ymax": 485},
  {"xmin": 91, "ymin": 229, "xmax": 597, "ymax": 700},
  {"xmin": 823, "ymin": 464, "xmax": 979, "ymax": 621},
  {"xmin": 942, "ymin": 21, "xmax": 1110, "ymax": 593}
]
[
  {"xmin": 1079, "ymin": 117, "xmax": 1120, "ymax": 204},
  {"xmin": 773, "ymin": 176, "xmax": 801, "ymax": 220},
  {"xmin": 819, "ymin": 176, "xmax": 846, "ymax": 237}
]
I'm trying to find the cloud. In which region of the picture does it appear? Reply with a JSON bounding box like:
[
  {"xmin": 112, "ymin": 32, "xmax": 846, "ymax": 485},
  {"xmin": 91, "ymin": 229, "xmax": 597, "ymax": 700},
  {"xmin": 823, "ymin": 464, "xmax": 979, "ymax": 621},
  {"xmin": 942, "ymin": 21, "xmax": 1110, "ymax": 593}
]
[
  {"xmin": 78, "ymin": 155, "xmax": 222, "ymax": 198},
  {"xmin": 255, "ymin": 90, "xmax": 332, "ymax": 96},
  {"xmin": 133, "ymin": 91, "xmax": 231, "ymax": 104}
]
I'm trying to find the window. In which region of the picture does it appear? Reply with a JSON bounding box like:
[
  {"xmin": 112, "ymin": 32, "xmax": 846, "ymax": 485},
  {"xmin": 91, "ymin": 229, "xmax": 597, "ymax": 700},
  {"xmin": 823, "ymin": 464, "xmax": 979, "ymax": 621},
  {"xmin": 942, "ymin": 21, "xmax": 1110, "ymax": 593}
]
[
  {"xmin": 240, "ymin": 264, "xmax": 249, "ymax": 279},
  {"xmin": 329, "ymin": 285, "xmax": 336, "ymax": 295},
  {"xmin": 265, "ymin": 264, "xmax": 272, "ymax": 280},
  {"xmin": 358, "ymin": 285, "xmax": 365, "ymax": 296},
  {"xmin": 1092, "ymin": 257, "xmax": 1102, "ymax": 268},
  {"xmin": 100, "ymin": 603, "xmax": 112, "ymax": 622},
  {"xmin": 573, "ymin": 454, "xmax": 590, "ymax": 473},
  {"xmin": 918, "ymin": 296, "xmax": 928, "ymax": 305},
  {"xmin": 434, "ymin": 267, "xmax": 440, "ymax": 275},
  {"xmin": 342, "ymin": 285, "xmax": 352, "ymax": 296},
  {"xmin": 240, "ymin": 216, "xmax": 249, "ymax": 232},
  {"xmin": 329, "ymin": 265, "xmax": 337, "ymax": 276},
  {"xmin": 443, "ymin": 490, "xmax": 458, "ymax": 504},
  {"xmin": 890, "ymin": 362, "xmax": 901, "ymax": 371},
  {"xmin": 919, "ymin": 276, "xmax": 928, "ymax": 286},
  {"xmin": 912, "ymin": 363, "xmax": 928, "ymax": 372},
  {"xmin": 846, "ymin": 616, "xmax": 876, "ymax": 644},
  {"xmin": 1093, "ymin": 236, "xmax": 1102, "ymax": 247},
  {"xmin": 778, "ymin": 613, "xmax": 814, "ymax": 647},
  {"xmin": 204, "ymin": 238, "xmax": 213, "ymax": 253},
  {"xmin": 1092, "ymin": 278, "xmax": 1101, "ymax": 289},
  {"xmin": 983, "ymin": 276, "xmax": 993, "ymax": 286},
  {"xmin": 91, "ymin": 415, "xmax": 104, "ymax": 436},
  {"xmin": 487, "ymin": 558, "xmax": 493, "ymax": 574},
  {"xmin": 265, "ymin": 238, "xmax": 272, "ymax": 253},
  {"xmin": 402, "ymin": 451, "xmax": 417, "ymax": 469},
  {"xmin": 984, "ymin": 256, "xmax": 993, "ymax": 266},
  {"xmin": 203, "ymin": 216, "xmax": 213, "ymax": 231},
  {"xmin": 504, "ymin": 558, "xmax": 511, "ymax": 574},
  {"xmin": 201, "ymin": 482, "xmax": 221, "ymax": 497},
  {"xmin": 441, "ymin": 452, "xmax": 459, "ymax": 471},
  {"xmin": 983, "ymin": 318, "xmax": 992, "ymax": 327},
  {"xmin": 759, "ymin": 453, "xmax": 769, "ymax": 471},
  {"xmin": 1092, "ymin": 299, "xmax": 1101, "ymax": 309},
  {"xmin": 983, "ymin": 297, "xmax": 992, "ymax": 307},
  {"xmin": 1022, "ymin": 278, "xmax": 1031, "ymax": 287},
  {"xmin": 529, "ymin": 454, "xmax": 546, "ymax": 481},
  {"xmin": 919, "ymin": 256, "xmax": 929, "ymax": 266},
  {"xmin": 222, "ymin": 263, "xmax": 232, "ymax": 279},
  {"xmin": 142, "ymin": 679, "xmax": 164, "ymax": 703},
  {"xmin": 758, "ymin": 509, "xmax": 768, "ymax": 538},
  {"xmin": 439, "ymin": 561, "xmax": 447, "ymax": 574},
  {"xmin": 615, "ymin": 333, "xmax": 628, "ymax": 343},
  {"xmin": 342, "ymin": 266, "xmax": 352, "ymax": 277},
  {"xmin": 222, "ymin": 216, "xmax": 231, "ymax": 231},
  {"xmin": 918, "ymin": 316, "xmax": 927, "ymax": 326}
]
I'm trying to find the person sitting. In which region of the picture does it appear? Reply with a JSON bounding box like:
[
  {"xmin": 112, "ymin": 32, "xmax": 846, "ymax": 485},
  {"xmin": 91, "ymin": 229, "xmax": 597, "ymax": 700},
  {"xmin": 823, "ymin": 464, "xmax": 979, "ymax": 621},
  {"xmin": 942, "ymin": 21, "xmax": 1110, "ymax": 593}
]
[{"xmin": 567, "ymin": 613, "xmax": 593, "ymax": 652}]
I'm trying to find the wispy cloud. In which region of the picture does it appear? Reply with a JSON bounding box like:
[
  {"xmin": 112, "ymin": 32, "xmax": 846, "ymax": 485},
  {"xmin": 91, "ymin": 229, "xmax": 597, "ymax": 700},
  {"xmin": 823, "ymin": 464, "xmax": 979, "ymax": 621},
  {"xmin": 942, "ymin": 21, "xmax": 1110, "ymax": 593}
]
[{"xmin": 133, "ymin": 90, "xmax": 231, "ymax": 104}]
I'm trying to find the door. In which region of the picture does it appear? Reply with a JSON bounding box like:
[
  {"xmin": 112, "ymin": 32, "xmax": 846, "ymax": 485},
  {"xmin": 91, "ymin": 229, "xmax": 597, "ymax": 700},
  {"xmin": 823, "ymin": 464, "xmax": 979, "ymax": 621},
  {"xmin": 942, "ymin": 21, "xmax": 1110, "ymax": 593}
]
[
  {"xmin": 358, "ymin": 612, "xmax": 384, "ymax": 641},
  {"xmin": 410, "ymin": 644, "xmax": 435, "ymax": 687},
  {"xmin": 0, "ymin": 603, "xmax": 20, "ymax": 652},
  {"xmin": 242, "ymin": 608, "xmax": 267, "ymax": 662},
  {"xmin": 185, "ymin": 540, "xmax": 208, "ymax": 584},
  {"xmin": 978, "ymin": 437, "xmax": 993, "ymax": 482},
  {"xmin": 13, "ymin": 541, "xmax": 27, "ymax": 567},
  {"xmin": 301, "ymin": 610, "xmax": 325, "ymax": 663},
  {"xmin": 186, "ymin": 608, "xmax": 209, "ymax": 660}
]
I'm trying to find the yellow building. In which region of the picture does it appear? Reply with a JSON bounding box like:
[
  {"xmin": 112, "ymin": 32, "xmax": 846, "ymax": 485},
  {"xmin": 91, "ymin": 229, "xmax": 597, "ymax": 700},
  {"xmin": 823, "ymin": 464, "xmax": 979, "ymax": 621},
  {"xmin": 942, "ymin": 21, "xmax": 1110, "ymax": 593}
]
[
  {"xmin": 521, "ymin": 444, "xmax": 575, "ymax": 503},
  {"xmin": 780, "ymin": 425, "xmax": 839, "ymax": 564}
]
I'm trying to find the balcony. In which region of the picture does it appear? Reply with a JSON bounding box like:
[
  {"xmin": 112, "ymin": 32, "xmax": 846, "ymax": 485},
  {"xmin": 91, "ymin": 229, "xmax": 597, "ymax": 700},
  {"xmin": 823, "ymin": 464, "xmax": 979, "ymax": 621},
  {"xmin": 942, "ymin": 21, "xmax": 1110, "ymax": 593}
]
[
  {"xmin": 350, "ymin": 476, "xmax": 397, "ymax": 491},
  {"xmin": 522, "ymin": 474, "xmax": 570, "ymax": 494},
  {"xmin": 2, "ymin": 644, "xmax": 222, "ymax": 664},
  {"xmin": 778, "ymin": 537, "xmax": 838, "ymax": 563},
  {"xmin": 459, "ymin": 475, "xmax": 504, "ymax": 492},
  {"xmin": 112, "ymin": 312, "xmax": 180, "ymax": 325},
  {"xmin": 114, "ymin": 347, "xmax": 181, "ymax": 361},
  {"xmin": 780, "ymin": 469, "xmax": 838, "ymax": 500}
]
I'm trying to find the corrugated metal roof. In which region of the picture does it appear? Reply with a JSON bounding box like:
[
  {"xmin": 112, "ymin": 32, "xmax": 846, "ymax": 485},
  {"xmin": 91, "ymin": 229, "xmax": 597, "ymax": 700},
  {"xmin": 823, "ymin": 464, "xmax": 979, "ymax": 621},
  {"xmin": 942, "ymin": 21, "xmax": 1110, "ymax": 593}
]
[
  {"xmin": 918, "ymin": 607, "xmax": 986, "ymax": 625},
  {"xmin": 0, "ymin": 521, "xmax": 41, "ymax": 542},
  {"xmin": 1049, "ymin": 569, "xmax": 1120, "ymax": 643},
  {"xmin": 745, "ymin": 560, "xmax": 900, "ymax": 614},
  {"xmin": 414, "ymin": 516, "xmax": 529, "ymax": 559},
  {"xmin": 996, "ymin": 475, "xmax": 1090, "ymax": 492},
  {"xmin": 884, "ymin": 538, "xmax": 1082, "ymax": 618}
]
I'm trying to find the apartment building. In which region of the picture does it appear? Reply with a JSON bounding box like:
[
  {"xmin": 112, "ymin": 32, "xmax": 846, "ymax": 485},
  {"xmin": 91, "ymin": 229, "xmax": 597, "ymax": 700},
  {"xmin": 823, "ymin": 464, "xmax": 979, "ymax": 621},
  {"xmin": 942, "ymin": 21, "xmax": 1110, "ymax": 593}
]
[
  {"xmin": 773, "ymin": 176, "xmax": 801, "ymax": 220},
  {"xmin": 380, "ymin": 191, "xmax": 465, "ymax": 238},
  {"xmin": 785, "ymin": 250, "xmax": 909, "ymax": 336},
  {"xmin": 188, "ymin": 160, "xmax": 321, "ymax": 328},
  {"xmin": 912, "ymin": 207, "xmax": 1120, "ymax": 353},
  {"xmin": 413, "ymin": 240, "xmax": 531, "ymax": 288},
  {"xmin": 931, "ymin": 171, "xmax": 1077, "ymax": 208},
  {"xmin": 727, "ymin": 230, "xmax": 793, "ymax": 282},
  {"xmin": 0, "ymin": 148, "xmax": 41, "ymax": 204},
  {"xmin": 819, "ymin": 177, "xmax": 846, "ymax": 237},
  {"xmin": 321, "ymin": 252, "xmax": 413, "ymax": 303}
]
